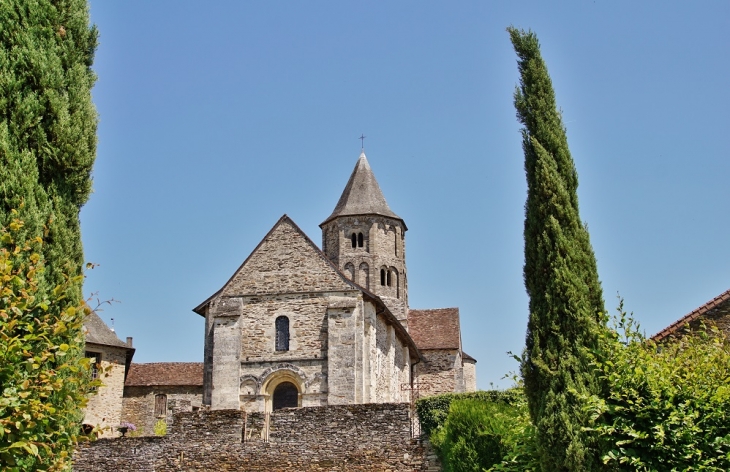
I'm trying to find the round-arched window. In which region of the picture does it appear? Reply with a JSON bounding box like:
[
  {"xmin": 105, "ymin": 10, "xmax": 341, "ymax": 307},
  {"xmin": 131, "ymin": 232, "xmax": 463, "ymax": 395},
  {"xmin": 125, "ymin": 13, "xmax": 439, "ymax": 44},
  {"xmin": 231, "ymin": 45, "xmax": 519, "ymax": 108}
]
[{"xmin": 275, "ymin": 316, "xmax": 289, "ymax": 351}]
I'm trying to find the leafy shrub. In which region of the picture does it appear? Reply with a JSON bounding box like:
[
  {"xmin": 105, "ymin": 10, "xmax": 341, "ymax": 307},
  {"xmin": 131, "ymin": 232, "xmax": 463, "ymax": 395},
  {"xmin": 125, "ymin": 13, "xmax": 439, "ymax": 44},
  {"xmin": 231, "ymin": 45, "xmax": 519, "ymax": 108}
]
[
  {"xmin": 417, "ymin": 389, "xmax": 537, "ymax": 471},
  {"xmin": 416, "ymin": 389, "xmax": 523, "ymax": 438},
  {"xmin": 584, "ymin": 306, "xmax": 730, "ymax": 471},
  {"xmin": 429, "ymin": 395, "xmax": 537, "ymax": 472},
  {"xmin": 0, "ymin": 217, "xmax": 94, "ymax": 471},
  {"xmin": 154, "ymin": 419, "xmax": 167, "ymax": 436}
]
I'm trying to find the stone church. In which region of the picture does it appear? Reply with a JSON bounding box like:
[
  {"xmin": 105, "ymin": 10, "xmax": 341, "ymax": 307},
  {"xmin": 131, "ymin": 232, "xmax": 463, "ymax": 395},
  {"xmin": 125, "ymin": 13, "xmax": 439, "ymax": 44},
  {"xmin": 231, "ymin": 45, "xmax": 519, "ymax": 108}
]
[{"xmin": 192, "ymin": 150, "xmax": 476, "ymax": 413}]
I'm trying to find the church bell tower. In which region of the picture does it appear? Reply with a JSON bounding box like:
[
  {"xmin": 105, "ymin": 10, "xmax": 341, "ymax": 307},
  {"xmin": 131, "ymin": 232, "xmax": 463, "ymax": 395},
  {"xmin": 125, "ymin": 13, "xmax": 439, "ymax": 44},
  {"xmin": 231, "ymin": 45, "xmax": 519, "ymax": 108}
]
[{"xmin": 320, "ymin": 150, "xmax": 408, "ymax": 324}]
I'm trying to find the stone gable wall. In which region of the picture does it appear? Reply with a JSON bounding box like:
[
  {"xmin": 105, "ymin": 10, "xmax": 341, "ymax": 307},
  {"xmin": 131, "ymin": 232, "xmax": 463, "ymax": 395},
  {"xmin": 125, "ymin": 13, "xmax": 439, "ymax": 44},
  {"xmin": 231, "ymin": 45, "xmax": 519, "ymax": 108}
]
[
  {"xmin": 205, "ymin": 289, "xmax": 413, "ymax": 411},
  {"xmin": 222, "ymin": 219, "xmax": 351, "ymax": 297},
  {"xmin": 73, "ymin": 404, "xmax": 441, "ymax": 471}
]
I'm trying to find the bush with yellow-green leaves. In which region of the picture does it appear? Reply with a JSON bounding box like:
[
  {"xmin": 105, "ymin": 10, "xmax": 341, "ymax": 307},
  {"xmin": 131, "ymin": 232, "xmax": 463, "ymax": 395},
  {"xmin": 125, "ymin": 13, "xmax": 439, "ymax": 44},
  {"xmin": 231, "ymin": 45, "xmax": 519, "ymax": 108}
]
[
  {"xmin": 583, "ymin": 305, "xmax": 730, "ymax": 471},
  {"xmin": 0, "ymin": 216, "xmax": 96, "ymax": 471}
]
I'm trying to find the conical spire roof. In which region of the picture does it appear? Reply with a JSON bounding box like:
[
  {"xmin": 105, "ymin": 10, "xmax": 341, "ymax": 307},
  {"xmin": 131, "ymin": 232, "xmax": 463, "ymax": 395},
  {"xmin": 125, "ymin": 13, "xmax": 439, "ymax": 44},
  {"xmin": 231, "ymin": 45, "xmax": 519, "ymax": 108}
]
[{"xmin": 321, "ymin": 151, "xmax": 403, "ymax": 227}]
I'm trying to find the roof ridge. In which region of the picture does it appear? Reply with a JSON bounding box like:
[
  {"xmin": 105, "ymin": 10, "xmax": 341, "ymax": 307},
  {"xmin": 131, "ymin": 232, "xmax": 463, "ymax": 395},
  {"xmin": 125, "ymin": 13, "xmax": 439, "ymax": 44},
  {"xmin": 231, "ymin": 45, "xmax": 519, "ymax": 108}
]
[
  {"xmin": 83, "ymin": 310, "xmax": 131, "ymax": 349},
  {"xmin": 652, "ymin": 287, "xmax": 730, "ymax": 341},
  {"xmin": 193, "ymin": 215, "xmax": 295, "ymax": 314},
  {"xmin": 125, "ymin": 362, "xmax": 204, "ymax": 387},
  {"xmin": 194, "ymin": 214, "xmax": 379, "ymax": 312},
  {"xmin": 409, "ymin": 307, "xmax": 460, "ymax": 311}
]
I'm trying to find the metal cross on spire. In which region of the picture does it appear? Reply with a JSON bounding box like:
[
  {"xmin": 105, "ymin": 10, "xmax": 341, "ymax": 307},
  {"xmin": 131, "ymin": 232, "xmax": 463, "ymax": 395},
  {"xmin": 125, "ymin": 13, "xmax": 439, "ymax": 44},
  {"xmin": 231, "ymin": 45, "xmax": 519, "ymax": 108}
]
[{"xmin": 359, "ymin": 134, "xmax": 366, "ymax": 150}]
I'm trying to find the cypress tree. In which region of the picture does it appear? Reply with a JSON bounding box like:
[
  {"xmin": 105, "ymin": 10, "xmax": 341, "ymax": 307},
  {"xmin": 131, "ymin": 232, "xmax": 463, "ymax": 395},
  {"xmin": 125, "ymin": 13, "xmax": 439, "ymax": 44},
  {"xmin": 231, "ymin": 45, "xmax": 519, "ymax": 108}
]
[
  {"xmin": 508, "ymin": 27, "xmax": 606, "ymax": 471},
  {"xmin": 0, "ymin": 1, "xmax": 97, "ymax": 469},
  {"xmin": 0, "ymin": 0, "xmax": 98, "ymax": 297}
]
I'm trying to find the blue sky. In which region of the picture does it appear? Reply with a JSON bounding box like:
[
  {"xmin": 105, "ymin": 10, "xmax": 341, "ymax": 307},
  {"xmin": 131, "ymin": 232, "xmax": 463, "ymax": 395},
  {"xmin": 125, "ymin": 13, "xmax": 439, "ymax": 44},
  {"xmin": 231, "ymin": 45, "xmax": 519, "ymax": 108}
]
[{"xmin": 82, "ymin": 1, "xmax": 730, "ymax": 389}]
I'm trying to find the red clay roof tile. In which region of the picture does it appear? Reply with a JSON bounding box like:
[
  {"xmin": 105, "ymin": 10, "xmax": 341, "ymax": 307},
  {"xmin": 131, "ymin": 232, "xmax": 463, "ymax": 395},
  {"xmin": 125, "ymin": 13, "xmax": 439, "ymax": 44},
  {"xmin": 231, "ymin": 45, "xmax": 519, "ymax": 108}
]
[
  {"xmin": 651, "ymin": 288, "xmax": 730, "ymax": 341},
  {"xmin": 125, "ymin": 362, "xmax": 203, "ymax": 387},
  {"xmin": 408, "ymin": 308, "xmax": 461, "ymax": 350}
]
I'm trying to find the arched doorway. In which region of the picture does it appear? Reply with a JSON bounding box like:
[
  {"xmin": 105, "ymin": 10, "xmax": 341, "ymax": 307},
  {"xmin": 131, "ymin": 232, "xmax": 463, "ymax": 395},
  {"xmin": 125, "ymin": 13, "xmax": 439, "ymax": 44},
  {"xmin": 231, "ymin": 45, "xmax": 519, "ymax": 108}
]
[
  {"xmin": 261, "ymin": 368, "xmax": 304, "ymax": 412},
  {"xmin": 272, "ymin": 381, "xmax": 298, "ymax": 410}
]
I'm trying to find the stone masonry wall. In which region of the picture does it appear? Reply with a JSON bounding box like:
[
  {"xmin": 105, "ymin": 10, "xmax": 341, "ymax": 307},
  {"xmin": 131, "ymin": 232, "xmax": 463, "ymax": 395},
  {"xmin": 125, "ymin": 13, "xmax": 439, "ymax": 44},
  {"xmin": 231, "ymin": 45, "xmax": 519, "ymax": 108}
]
[
  {"xmin": 205, "ymin": 215, "xmax": 366, "ymax": 410},
  {"xmin": 222, "ymin": 218, "xmax": 352, "ymax": 297},
  {"xmin": 463, "ymin": 359, "xmax": 477, "ymax": 392},
  {"xmin": 326, "ymin": 297, "xmax": 361, "ymax": 404},
  {"xmin": 370, "ymin": 311, "xmax": 410, "ymax": 403},
  {"xmin": 73, "ymin": 403, "xmax": 441, "ymax": 471},
  {"xmin": 211, "ymin": 308, "xmax": 242, "ymax": 409},
  {"xmin": 121, "ymin": 385, "xmax": 203, "ymax": 436},
  {"xmin": 415, "ymin": 349, "xmax": 462, "ymax": 397},
  {"xmin": 375, "ymin": 314, "xmax": 389, "ymax": 402},
  {"xmin": 321, "ymin": 215, "xmax": 408, "ymax": 322},
  {"xmin": 237, "ymin": 293, "xmax": 333, "ymax": 360},
  {"xmin": 82, "ymin": 344, "xmax": 128, "ymax": 437}
]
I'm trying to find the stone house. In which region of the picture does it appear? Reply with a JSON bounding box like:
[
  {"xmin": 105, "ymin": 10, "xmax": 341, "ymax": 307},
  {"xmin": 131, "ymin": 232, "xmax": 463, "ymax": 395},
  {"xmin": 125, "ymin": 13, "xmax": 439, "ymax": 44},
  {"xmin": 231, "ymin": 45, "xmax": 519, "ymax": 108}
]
[
  {"xmin": 652, "ymin": 287, "xmax": 730, "ymax": 341},
  {"xmin": 409, "ymin": 308, "xmax": 477, "ymax": 396},
  {"xmin": 121, "ymin": 362, "xmax": 203, "ymax": 435},
  {"xmin": 82, "ymin": 311, "xmax": 135, "ymax": 437},
  {"xmin": 194, "ymin": 150, "xmax": 477, "ymax": 413}
]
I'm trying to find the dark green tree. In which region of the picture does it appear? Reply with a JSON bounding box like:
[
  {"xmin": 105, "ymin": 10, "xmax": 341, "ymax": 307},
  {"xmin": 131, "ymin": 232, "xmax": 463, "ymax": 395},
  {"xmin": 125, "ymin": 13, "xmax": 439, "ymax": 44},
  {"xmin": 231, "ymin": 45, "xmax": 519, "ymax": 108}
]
[
  {"xmin": 0, "ymin": 1, "xmax": 97, "ymax": 469},
  {"xmin": 0, "ymin": 0, "xmax": 98, "ymax": 299},
  {"xmin": 508, "ymin": 27, "xmax": 606, "ymax": 471}
]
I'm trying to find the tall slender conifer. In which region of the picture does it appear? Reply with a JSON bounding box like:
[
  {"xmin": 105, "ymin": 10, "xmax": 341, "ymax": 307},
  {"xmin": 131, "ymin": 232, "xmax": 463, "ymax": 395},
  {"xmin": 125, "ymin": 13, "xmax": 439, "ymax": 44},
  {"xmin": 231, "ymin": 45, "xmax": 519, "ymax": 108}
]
[
  {"xmin": 0, "ymin": 0, "xmax": 97, "ymax": 298},
  {"xmin": 0, "ymin": 1, "xmax": 97, "ymax": 469},
  {"xmin": 508, "ymin": 27, "xmax": 605, "ymax": 471}
]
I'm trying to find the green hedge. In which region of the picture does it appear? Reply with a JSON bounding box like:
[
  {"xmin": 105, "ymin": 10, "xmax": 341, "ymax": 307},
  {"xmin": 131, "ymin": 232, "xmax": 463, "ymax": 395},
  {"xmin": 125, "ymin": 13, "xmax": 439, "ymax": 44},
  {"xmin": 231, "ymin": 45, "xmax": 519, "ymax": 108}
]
[
  {"xmin": 417, "ymin": 389, "xmax": 537, "ymax": 471},
  {"xmin": 415, "ymin": 389, "xmax": 523, "ymax": 439},
  {"xmin": 583, "ymin": 313, "xmax": 730, "ymax": 470}
]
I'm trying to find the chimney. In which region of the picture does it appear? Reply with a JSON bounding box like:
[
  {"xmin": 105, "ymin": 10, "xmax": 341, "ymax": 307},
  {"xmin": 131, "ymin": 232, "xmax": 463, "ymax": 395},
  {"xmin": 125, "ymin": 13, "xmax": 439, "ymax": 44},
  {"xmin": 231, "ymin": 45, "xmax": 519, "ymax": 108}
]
[{"xmin": 126, "ymin": 337, "xmax": 133, "ymax": 348}]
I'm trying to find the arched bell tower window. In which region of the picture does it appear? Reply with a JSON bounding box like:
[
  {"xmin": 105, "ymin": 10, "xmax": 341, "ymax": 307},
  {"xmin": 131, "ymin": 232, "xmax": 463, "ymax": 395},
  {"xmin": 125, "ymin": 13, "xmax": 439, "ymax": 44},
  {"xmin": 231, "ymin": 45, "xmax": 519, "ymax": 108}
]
[
  {"xmin": 275, "ymin": 316, "xmax": 289, "ymax": 351},
  {"xmin": 357, "ymin": 232, "xmax": 364, "ymax": 248},
  {"xmin": 386, "ymin": 270, "xmax": 392, "ymax": 287},
  {"xmin": 351, "ymin": 233, "xmax": 357, "ymax": 248},
  {"xmin": 380, "ymin": 268, "xmax": 386, "ymax": 286}
]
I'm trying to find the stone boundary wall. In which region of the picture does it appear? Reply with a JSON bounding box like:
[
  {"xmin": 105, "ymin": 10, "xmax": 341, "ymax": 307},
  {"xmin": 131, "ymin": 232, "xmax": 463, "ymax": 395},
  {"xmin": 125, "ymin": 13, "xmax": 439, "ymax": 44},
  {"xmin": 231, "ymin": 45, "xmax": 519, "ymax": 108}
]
[{"xmin": 73, "ymin": 403, "xmax": 441, "ymax": 471}]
